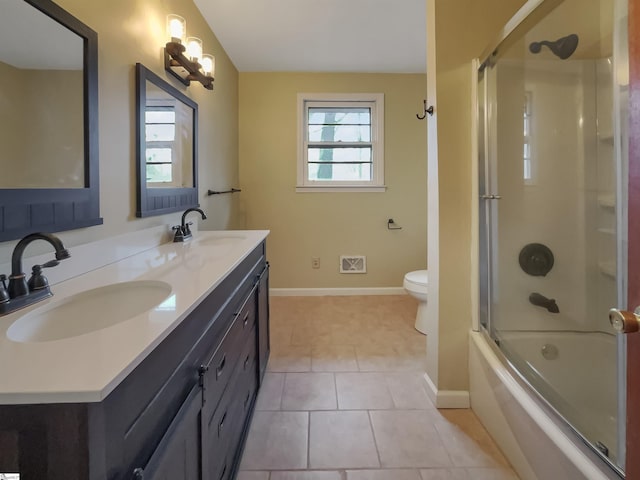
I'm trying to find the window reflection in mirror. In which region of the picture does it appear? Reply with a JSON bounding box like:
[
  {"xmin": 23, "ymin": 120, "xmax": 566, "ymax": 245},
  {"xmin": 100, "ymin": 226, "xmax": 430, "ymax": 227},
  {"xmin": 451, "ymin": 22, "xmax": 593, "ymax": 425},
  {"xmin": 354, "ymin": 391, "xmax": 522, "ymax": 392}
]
[
  {"xmin": 0, "ymin": 0, "xmax": 84, "ymax": 188},
  {"xmin": 144, "ymin": 81, "xmax": 194, "ymax": 188}
]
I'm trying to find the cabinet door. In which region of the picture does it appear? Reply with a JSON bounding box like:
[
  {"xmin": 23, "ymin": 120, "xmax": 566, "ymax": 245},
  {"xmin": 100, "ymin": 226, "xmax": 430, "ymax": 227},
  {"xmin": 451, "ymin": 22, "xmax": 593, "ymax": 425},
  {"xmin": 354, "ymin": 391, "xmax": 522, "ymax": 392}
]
[
  {"xmin": 132, "ymin": 385, "xmax": 201, "ymax": 480},
  {"xmin": 257, "ymin": 263, "xmax": 270, "ymax": 384}
]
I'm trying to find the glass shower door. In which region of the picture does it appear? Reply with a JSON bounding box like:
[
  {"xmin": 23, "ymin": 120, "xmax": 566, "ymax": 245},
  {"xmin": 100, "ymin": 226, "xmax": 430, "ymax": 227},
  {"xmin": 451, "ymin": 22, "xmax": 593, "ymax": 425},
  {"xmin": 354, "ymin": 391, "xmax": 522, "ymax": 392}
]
[{"xmin": 478, "ymin": 0, "xmax": 627, "ymax": 473}]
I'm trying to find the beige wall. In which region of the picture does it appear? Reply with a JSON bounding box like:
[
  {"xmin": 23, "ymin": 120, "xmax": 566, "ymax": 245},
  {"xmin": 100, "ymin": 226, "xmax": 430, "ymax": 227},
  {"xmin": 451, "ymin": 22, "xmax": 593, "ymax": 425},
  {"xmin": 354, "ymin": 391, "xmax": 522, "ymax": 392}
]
[
  {"xmin": 239, "ymin": 73, "xmax": 427, "ymax": 289},
  {"xmin": 433, "ymin": 0, "xmax": 526, "ymax": 390},
  {"xmin": 0, "ymin": 64, "xmax": 83, "ymax": 188},
  {"xmin": 0, "ymin": 61, "xmax": 26, "ymax": 187},
  {"xmin": 24, "ymin": 70, "xmax": 84, "ymax": 188},
  {"xmin": 0, "ymin": 0, "xmax": 240, "ymax": 258}
]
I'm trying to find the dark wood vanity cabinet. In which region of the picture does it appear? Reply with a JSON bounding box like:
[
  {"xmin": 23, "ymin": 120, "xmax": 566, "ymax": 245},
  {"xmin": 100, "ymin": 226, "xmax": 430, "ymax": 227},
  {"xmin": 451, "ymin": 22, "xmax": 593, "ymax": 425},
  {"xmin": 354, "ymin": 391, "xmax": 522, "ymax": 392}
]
[
  {"xmin": 0, "ymin": 242, "xmax": 270, "ymax": 480},
  {"xmin": 257, "ymin": 262, "xmax": 270, "ymax": 384},
  {"xmin": 137, "ymin": 384, "xmax": 202, "ymax": 480}
]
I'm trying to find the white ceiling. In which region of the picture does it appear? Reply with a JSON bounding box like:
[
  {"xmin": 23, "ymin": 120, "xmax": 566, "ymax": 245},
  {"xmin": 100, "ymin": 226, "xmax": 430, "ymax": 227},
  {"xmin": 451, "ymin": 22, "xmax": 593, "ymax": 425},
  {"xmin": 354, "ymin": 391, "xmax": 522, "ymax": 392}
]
[{"xmin": 193, "ymin": 0, "xmax": 427, "ymax": 73}]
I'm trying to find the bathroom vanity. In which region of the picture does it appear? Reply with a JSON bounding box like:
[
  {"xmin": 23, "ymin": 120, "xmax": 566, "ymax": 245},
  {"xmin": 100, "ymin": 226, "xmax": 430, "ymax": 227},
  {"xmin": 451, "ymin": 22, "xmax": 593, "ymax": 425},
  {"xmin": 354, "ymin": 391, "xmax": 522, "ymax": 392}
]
[{"xmin": 0, "ymin": 230, "xmax": 270, "ymax": 480}]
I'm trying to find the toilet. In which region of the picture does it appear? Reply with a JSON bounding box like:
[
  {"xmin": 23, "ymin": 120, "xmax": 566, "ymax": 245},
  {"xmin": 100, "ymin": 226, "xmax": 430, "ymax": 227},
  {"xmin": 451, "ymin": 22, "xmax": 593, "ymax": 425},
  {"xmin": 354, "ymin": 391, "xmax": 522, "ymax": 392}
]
[{"xmin": 403, "ymin": 270, "xmax": 428, "ymax": 334}]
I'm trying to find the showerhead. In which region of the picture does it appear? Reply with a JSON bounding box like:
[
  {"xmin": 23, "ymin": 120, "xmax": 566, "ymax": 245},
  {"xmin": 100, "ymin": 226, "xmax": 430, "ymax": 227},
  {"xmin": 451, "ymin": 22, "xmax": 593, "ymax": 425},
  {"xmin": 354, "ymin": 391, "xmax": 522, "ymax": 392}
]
[{"xmin": 529, "ymin": 34, "xmax": 579, "ymax": 60}]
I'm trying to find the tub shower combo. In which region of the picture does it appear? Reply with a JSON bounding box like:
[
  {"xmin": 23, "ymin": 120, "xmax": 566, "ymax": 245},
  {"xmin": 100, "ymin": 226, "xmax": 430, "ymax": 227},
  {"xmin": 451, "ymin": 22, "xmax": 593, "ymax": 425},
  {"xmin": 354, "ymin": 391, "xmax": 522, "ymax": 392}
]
[{"xmin": 474, "ymin": 0, "xmax": 628, "ymax": 478}]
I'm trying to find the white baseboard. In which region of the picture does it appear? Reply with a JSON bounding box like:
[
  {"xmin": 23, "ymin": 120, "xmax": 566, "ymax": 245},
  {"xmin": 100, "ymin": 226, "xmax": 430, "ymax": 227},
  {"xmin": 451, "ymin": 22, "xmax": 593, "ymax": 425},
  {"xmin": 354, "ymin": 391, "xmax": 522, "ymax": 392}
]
[
  {"xmin": 423, "ymin": 373, "xmax": 470, "ymax": 409},
  {"xmin": 270, "ymin": 287, "xmax": 406, "ymax": 296}
]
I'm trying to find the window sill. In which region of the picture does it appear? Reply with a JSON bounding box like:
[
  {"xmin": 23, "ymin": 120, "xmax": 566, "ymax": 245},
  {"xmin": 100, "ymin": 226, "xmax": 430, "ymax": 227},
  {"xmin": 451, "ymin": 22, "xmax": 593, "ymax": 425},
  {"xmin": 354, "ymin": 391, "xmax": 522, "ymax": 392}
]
[{"xmin": 296, "ymin": 185, "xmax": 387, "ymax": 193}]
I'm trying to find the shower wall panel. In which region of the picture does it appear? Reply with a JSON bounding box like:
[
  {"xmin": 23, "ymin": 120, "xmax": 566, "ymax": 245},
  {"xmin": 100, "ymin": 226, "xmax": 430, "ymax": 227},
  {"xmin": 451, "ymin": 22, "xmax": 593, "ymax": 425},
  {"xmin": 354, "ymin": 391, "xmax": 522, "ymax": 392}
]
[{"xmin": 493, "ymin": 61, "xmax": 594, "ymax": 332}]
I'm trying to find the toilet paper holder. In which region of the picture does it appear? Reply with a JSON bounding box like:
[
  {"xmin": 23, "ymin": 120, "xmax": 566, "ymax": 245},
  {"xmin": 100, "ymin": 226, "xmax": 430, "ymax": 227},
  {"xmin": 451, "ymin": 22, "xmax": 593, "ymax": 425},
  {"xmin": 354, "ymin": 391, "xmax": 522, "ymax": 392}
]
[{"xmin": 387, "ymin": 218, "xmax": 402, "ymax": 230}]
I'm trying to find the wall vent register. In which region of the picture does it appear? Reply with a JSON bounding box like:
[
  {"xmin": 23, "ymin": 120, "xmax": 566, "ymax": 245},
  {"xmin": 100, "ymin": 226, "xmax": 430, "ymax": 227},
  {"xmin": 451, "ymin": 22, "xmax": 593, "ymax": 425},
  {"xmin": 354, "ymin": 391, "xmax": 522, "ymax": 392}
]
[{"xmin": 340, "ymin": 255, "xmax": 366, "ymax": 274}]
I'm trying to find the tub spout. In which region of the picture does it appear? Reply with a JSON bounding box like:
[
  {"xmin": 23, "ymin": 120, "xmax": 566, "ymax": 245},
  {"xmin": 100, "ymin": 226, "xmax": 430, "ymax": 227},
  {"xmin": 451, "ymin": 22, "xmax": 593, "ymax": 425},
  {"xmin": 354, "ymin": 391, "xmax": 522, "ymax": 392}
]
[{"xmin": 529, "ymin": 292, "xmax": 559, "ymax": 313}]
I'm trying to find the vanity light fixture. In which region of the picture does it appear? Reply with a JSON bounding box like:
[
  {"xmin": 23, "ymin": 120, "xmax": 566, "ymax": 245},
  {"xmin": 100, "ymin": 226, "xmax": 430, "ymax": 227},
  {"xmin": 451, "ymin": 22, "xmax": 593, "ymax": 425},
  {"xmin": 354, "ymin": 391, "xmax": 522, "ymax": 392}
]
[{"xmin": 164, "ymin": 15, "xmax": 214, "ymax": 90}]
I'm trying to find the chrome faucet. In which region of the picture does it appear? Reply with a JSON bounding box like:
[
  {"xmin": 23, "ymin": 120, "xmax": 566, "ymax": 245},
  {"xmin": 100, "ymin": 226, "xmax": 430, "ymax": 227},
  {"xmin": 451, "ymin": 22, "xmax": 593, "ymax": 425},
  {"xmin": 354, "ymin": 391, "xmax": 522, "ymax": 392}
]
[
  {"xmin": 173, "ymin": 208, "xmax": 207, "ymax": 242},
  {"xmin": 0, "ymin": 232, "xmax": 70, "ymax": 316}
]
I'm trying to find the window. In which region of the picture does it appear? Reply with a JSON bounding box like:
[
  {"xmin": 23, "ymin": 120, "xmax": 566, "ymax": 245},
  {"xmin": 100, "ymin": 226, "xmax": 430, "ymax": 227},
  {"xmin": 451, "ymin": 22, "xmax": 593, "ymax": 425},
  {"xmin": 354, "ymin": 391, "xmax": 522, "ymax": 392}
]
[
  {"xmin": 523, "ymin": 91, "xmax": 533, "ymax": 183},
  {"xmin": 145, "ymin": 100, "xmax": 180, "ymax": 186},
  {"xmin": 297, "ymin": 93, "xmax": 385, "ymax": 192}
]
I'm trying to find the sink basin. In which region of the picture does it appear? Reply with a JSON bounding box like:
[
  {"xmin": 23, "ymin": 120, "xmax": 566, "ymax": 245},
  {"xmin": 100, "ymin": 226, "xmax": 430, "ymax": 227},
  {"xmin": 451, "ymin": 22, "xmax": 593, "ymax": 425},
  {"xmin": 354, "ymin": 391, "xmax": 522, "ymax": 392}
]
[
  {"xmin": 7, "ymin": 280, "xmax": 172, "ymax": 343},
  {"xmin": 198, "ymin": 235, "xmax": 246, "ymax": 246}
]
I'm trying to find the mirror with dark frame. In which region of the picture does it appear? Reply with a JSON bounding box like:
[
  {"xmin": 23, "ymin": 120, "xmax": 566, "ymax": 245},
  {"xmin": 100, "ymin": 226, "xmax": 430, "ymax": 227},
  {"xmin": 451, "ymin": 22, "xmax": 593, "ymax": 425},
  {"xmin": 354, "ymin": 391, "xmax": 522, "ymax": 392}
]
[
  {"xmin": 0, "ymin": 0, "xmax": 101, "ymax": 241},
  {"xmin": 135, "ymin": 63, "xmax": 199, "ymax": 217}
]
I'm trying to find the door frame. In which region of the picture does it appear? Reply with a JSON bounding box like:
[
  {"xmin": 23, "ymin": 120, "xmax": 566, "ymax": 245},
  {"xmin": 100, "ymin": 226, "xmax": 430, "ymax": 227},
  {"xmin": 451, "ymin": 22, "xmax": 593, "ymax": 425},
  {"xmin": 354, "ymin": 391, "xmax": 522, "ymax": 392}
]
[{"xmin": 626, "ymin": 0, "xmax": 640, "ymax": 476}]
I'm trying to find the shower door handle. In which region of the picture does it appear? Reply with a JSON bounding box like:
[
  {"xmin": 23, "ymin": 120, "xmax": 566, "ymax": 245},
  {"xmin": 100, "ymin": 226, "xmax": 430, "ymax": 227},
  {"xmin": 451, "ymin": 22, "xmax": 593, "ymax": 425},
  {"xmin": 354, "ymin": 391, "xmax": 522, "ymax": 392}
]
[
  {"xmin": 481, "ymin": 194, "xmax": 502, "ymax": 200},
  {"xmin": 609, "ymin": 307, "xmax": 640, "ymax": 333}
]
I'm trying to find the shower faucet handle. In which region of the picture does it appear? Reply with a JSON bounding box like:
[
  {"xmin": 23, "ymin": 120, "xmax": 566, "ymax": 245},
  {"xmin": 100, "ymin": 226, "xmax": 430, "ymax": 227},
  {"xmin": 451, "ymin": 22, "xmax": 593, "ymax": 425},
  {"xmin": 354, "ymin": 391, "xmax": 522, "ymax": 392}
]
[{"xmin": 609, "ymin": 307, "xmax": 640, "ymax": 334}]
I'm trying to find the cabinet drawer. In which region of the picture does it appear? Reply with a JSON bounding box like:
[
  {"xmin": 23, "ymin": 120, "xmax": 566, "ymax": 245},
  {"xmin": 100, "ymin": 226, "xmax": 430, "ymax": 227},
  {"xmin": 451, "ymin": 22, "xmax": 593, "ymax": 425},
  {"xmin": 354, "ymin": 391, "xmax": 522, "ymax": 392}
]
[
  {"xmin": 208, "ymin": 449, "xmax": 233, "ymax": 480},
  {"xmin": 202, "ymin": 327, "xmax": 257, "ymax": 480},
  {"xmin": 201, "ymin": 370, "xmax": 238, "ymax": 480},
  {"xmin": 201, "ymin": 285, "xmax": 257, "ymax": 411},
  {"xmin": 230, "ymin": 344, "xmax": 258, "ymax": 454}
]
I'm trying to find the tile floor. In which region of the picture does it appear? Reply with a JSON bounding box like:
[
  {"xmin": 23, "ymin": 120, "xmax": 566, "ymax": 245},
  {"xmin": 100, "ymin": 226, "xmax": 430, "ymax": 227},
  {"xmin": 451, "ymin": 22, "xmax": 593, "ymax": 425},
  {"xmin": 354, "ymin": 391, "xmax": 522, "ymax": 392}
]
[{"xmin": 237, "ymin": 295, "xmax": 519, "ymax": 480}]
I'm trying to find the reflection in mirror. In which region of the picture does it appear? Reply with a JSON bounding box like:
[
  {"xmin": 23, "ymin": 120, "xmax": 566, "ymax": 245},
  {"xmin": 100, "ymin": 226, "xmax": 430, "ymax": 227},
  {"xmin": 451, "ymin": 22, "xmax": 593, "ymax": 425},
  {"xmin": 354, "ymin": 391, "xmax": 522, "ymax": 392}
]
[
  {"xmin": 144, "ymin": 81, "xmax": 194, "ymax": 188},
  {"xmin": 0, "ymin": 1, "xmax": 84, "ymax": 188},
  {"xmin": 0, "ymin": 0, "xmax": 84, "ymax": 188},
  {"xmin": 0, "ymin": 0, "xmax": 101, "ymax": 241},
  {"xmin": 136, "ymin": 63, "xmax": 198, "ymax": 218}
]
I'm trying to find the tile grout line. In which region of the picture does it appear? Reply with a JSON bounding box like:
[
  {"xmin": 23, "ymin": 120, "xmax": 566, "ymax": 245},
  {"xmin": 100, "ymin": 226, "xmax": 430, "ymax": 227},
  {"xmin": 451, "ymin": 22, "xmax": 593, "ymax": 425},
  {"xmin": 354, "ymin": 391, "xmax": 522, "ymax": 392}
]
[
  {"xmin": 306, "ymin": 410, "xmax": 311, "ymax": 470},
  {"xmin": 429, "ymin": 415, "xmax": 456, "ymax": 469},
  {"xmin": 382, "ymin": 372, "xmax": 398, "ymax": 410},
  {"xmin": 367, "ymin": 409, "xmax": 384, "ymax": 469},
  {"xmin": 278, "ymin": 372, "xmax": 286, "ymax": 410}
]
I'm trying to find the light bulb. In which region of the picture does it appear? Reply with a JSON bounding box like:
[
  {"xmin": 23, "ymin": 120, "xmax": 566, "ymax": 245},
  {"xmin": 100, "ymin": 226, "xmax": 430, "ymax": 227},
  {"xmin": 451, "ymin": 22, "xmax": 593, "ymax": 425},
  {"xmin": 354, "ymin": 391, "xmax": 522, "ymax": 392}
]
[
  {"xmin": 202, "ymin": 54, "xmax": 215, "ymax": 76},
  {"xmin": 186, "ymin": 37, "xmax": 203, "ymax": 63},
  {"xmin": 166, "ymin": 14, "xmax": 186, "ymax": 44}
]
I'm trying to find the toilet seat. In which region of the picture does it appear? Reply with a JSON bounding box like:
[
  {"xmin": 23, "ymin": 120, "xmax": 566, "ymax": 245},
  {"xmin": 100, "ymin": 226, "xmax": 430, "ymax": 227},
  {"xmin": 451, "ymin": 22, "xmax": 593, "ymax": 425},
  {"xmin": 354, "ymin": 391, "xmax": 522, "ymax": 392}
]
[{"xmin": 404, "ymin": 270, "xmax": 428, "ymax": 288}]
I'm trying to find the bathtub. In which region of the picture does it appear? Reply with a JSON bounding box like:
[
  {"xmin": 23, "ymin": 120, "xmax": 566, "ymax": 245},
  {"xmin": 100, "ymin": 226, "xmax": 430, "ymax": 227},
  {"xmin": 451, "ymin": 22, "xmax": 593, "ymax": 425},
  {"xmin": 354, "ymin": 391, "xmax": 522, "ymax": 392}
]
[{"xmin": 469, "ymin": 330, "xmax": 622, "ymax": 480}]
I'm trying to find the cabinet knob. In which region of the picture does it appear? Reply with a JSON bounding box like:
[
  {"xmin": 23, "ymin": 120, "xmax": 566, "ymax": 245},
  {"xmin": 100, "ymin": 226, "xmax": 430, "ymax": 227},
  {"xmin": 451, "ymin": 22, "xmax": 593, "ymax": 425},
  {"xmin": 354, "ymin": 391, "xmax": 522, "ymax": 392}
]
[
  {"xmin": 132, "ymin": 467, "xmax": 144, "ymax": 480},
  {"xmin": 244, "ymin": 353, "xmax": 250, "ymax": 370},
  {"xmin": 218, "ymin": 410, "xmax": 227, "ymax": 437},
  {"xmin": 216, "ymin": 354, "xmax": 226, "ymax": 378}
]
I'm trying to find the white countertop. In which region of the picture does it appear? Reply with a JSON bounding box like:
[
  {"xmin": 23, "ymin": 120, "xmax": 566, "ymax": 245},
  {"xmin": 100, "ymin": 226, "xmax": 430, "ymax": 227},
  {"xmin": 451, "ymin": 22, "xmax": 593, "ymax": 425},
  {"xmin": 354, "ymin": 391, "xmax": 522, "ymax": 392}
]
[{"xmin": 0, "ymin": 230, "xmax": 269, "ymax": 405}]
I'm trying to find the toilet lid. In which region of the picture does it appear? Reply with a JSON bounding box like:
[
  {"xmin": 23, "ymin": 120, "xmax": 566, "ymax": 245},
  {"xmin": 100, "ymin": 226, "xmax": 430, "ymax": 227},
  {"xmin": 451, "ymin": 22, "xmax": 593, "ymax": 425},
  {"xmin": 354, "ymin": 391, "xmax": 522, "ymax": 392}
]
[{"xmin": 405, "ymin": 270, "xmax": 428, "ymax": 286}]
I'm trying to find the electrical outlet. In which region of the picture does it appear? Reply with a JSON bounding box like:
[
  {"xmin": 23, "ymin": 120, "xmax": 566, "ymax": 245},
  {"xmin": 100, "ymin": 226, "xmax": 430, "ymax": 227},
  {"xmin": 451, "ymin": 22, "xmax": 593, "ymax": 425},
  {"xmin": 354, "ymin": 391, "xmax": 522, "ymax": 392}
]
[{"xmin": 311, "ymin": 257, "xmax": 320, "ymax": 269}]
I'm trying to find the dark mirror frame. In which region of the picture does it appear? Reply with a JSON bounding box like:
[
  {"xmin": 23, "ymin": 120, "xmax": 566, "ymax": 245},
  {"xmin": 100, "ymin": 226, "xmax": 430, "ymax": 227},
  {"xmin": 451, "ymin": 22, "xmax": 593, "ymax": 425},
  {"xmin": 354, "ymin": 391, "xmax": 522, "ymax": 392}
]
[
  {"xmin": 135, "ymin": 63, "xmax": 199, "ymax": 218},
  {"xmin": 0, "ymin": 0, "xmax": 101, "ymax": 242}
]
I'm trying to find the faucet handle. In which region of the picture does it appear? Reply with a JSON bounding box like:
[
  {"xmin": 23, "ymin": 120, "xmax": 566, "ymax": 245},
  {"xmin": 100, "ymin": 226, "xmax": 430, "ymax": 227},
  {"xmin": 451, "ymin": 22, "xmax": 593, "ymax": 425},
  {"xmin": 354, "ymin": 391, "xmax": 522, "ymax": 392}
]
[
  {"xmin": 172, "ymin": 225, "xmax": 185, "ymax": 243},
  {"xmin": 0, "ymin": 275, "xmax": 9, "ymax": 304},
  {"xmin": 184, "ymin": 221, "xmax": 194, "ymax": 235},
  {"xmin": 28, "ymin": 265, "xmax": 47, "ymax": 291},
  {"xmin": 27, "ymin": 260, "xmax": 60, "ymax": 292},
  {"xmin": 40, "ymin": 260, "xmax": 60, "ymax": 269}
]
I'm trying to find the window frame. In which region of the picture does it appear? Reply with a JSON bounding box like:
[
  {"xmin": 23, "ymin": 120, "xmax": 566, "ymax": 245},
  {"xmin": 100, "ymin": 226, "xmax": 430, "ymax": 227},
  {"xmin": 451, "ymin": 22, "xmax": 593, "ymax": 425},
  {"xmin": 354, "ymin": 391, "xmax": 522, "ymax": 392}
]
[
  {"xmin": 145, "ymin": 100, "xmax": 182, "ymax": 187},
  {"xmin": 297, "ymin": 93, "xmax": 385, "ymax": 192}
]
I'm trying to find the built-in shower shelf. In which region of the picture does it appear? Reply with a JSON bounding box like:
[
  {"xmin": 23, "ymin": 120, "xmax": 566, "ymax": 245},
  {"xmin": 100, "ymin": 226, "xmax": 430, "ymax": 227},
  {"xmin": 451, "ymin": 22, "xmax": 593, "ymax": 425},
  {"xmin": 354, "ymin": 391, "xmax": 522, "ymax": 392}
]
[
  {"xmin": 598, "ymin": 261, "xmax": 616, "ymax": 279},
  {"xmin": 597, "ymin": 194, "xmax": 616, "ymax": 210}
]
